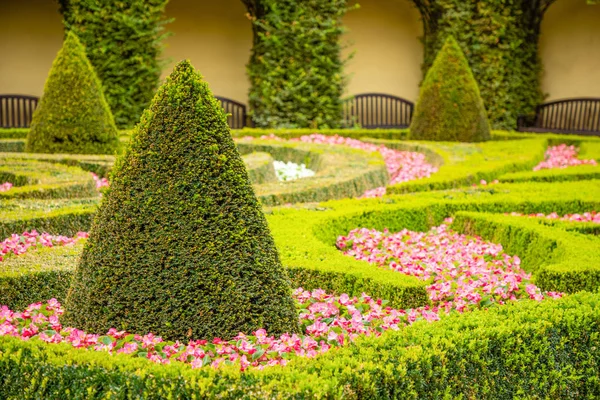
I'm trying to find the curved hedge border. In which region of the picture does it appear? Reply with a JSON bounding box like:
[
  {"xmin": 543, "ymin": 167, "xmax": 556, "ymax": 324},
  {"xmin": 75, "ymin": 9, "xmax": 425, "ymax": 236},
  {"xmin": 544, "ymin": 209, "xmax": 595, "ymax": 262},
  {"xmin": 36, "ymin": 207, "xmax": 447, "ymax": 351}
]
[
  {"xmin": 0, "ymin": 128, "xmax": 28, "ymax": 139},
  {"xmin": 383, "ymin": 138, "xmax": 546, "ymax": 193},
  {"xmin": 0, "ymin": 291, "xmax": 598, "ymax": 398},
  {"xmin": 0, "ymin": 156, "xmax": 96, "ymax": 200},
  {"xmin": 499, "ymin": 165, "xmax": 600, "ymax": 183},
  {"xmin": 0, "ymin": 199, "xmax": 97, "ymax": 239},
  {"xmin": 0, "ymin": 138, "xmax": 389, "ymax": 206},
  {"xmin": 1, "ymin": 132, "xmax": 600, "ymax": 397},
  {"xmin": 237, "ymin": 139, "xmax": 388, "ymax": 206},
  {"xmin": 0, "ymin": 140, "xmax": 25, "ymax": 153},
  {"xmin": 3, "ymin": 180, "xmax": 600, "ymax": 309},
  {"xmin": 242, "ymin": 152, "xmax": 277, "ymax": 184}
]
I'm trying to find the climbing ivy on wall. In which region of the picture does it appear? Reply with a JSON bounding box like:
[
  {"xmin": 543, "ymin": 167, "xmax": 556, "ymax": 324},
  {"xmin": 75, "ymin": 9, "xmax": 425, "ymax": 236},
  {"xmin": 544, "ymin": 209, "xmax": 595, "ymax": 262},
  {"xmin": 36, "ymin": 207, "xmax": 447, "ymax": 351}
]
[
  {"xmin": 58, "ymin": 0, "xmax": 170, "ymax": 129},
  {"xmin": 410, "ymin": 0, "xmax": 558, "ymax": 130},
  {"xmin": 243, "ymin": 0, "xmax": 351, "ymax": 128}
]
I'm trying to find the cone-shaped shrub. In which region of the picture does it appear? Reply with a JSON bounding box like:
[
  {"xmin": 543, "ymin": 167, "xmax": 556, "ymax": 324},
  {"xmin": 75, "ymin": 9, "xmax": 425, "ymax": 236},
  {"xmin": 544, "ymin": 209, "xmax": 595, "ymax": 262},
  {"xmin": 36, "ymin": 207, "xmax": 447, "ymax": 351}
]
[
  {"xmin": 410, "ymin": 36, "xmax": 491, "ymax": 142},
  {"xmin": 25, "ymin": 32, "xmax": 119, "ymax": 154},
  {"xmin": 64, "ymin": 60, "xmax": 299, "ymax": 341}
]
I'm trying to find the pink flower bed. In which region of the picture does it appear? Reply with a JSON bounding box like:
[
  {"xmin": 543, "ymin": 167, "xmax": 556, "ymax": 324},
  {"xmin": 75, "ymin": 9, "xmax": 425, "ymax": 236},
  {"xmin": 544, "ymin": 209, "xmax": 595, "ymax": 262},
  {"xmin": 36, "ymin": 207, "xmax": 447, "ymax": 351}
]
[
  {"xmin": 0, "ymin": 218, "xmax": 566, "ymax": 371},
  {"xmin": 294, "ymin": 134, "xmax": 437, "ymax": 197},
  {"xmin": 337, "ymin": 218, "xmax": 562, "ymax": 312},
  {"xmin": 241, "ymin": 134, "xmax": 438, "ymax": 197},
  {"xmin": 91, "ymin": 173, "xmax": 109, "ymax": 189},
  {"xmin": 508, "ymin": 211, "xmax": 600, "ymax": 224},
  {"xmin": 0, "ymin": 182, "xmax": 13, "ymax": 192},
  {"xmin": 533, "ymin": 144, "xmax": 597, "ymax": 171},
  {"xmin": 0, "ymin": 230, "xmax": 88, "ymax": 262},
  {"xmin": 1, "ymin": 289, "xmax": 438, "ymax": 371}
]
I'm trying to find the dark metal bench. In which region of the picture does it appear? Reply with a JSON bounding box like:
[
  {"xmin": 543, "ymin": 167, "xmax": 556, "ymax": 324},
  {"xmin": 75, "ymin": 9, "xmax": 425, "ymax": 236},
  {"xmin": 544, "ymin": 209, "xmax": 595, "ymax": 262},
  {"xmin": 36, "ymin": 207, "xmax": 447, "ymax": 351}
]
[
  {"xmin": 215, "ymin": 96, "xmax": 248, "ymax": 129},
  {"xmin": 342, "ymin": 93, "xmax": 414, "ymax": 129},
  {"xmin": 517, "ymin": 98, "xmax": 600, "ymax": 136},
  {"xmin": 0, "ymin": 94, "xmax": 39, "ymax": 128}
]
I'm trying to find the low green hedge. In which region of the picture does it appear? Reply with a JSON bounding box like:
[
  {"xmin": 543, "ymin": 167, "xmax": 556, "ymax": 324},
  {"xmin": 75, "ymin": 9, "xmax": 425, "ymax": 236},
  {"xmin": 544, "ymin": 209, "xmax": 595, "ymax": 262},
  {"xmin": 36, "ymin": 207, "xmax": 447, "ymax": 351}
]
[
  {"xmin": 0, "ymin": 157, "xmax": 97, "ymax": 200},
  {"xmin": 233, "ymin": 127, "xmax": 410, "ymax": 140},
  {"xmin": 237, "ymin": 139, "xmax": 388, "ymax": 206},
  {"xmin": 0, "ymin": 128, "xmax": 29, "ymax": 139},
  {"xmin": 499, "ymin": 164, "xmax": 600, "ymax": 183},
  {"xmin": 452, "ymin": 211, "xmax": 600, "ymax": 293},
  {"xmin": 0, "ymin": 292, "xmax": 598, "ymax": 398},
  {"xmin": 3, "ymin": 180, "xmax": 600, "ymax": 311},
  {"xmin": 0, "ymin": 244, "xmax": 83, "ymax": 310},
  {"xmin": 0, "ymin": 139, "xmax": 25, "ymax": 152},
  {"xmin": 1, "ymin": 152, "xmax": 116, "ymax": 179},
  {"xmin": 0, "ymin": 199, "xmax": 97, "ymax": 239},
  {"xmin": 384, "ymin": 138, "xmax": 546, "ymax": 193},
  {"xmin": 242, "ymin": 152, "xmax": 277, "ymax": 184}
]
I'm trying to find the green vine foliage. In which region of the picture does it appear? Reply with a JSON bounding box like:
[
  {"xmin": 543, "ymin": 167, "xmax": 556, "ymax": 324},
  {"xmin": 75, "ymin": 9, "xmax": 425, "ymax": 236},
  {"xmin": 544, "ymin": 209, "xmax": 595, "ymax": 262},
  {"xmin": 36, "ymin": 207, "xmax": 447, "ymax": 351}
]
[
  {"xmin": 413, "ymin": 0, "xmax": 548, "ymax": 130},
  {"xmin": 246, "ymin": 0, "xmax": 351, "ymax": 128},
  {"xmin": 59, "ymin": 0, "xmax": 170, "ymax": 129}
]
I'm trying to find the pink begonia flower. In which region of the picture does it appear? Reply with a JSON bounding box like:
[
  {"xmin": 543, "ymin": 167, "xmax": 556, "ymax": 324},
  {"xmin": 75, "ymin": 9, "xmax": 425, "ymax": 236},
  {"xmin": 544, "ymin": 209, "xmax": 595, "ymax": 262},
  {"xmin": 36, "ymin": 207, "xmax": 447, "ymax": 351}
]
[
  {"xmin": 533, "ymin": 144, "xmax": 597, "ymax": 171},
  {"xmin": 0, "ymin": 231, "xmax": 88, "ymax": 263},
  {"xmin": 91, "ymin": 173, "xmax": 110, "ymax": 189}
]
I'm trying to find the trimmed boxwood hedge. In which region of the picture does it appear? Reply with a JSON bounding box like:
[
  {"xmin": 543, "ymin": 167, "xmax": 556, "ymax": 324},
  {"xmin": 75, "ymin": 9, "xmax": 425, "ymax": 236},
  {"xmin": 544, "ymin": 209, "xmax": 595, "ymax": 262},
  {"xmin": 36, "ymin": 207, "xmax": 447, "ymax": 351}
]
[
  {"xmin": 242, "ymin": 152, "xmax": 278, "ymax": 184},
  {"xmin": 3, "ymin": 180, "xmax": 600, "ymax": 309},
  {"xmin": 0, "ymin": 128, "xmax": 28, "ymax": 139},
  {"xmin": 410, "ymin": 36, "xmax": 490, "ymax": 142},
  {"xmin": 0, "ymin": 199, "xmax": 97, "ymax": 242},
  {"xmin": 237, "ymin": 139, "xmax": 388, "ymax": 205},
  {"xmin": 1, "ymin": 128, "xmax": 599, "ymax": 396},
  {"xmin": 26, "ymin": 32, "xmax": 120, "ymax": 155},
  {"xmin": 385, "ymin": 138, "xmax": 547, "ymax": 193},
  {"xmin": 0, "ymin": 156, "xmax": 97, "ymax": 200},
  {"xmin": 65, "ymin": 60, "xmax": 300, "ymax": 341},
  {"xmin": 0, "ymin": 291, "xmax": 598, "ymax": 398},
  {"xmin": 0, "ymin": 140, "xmax": 25, "ymax": 153}
]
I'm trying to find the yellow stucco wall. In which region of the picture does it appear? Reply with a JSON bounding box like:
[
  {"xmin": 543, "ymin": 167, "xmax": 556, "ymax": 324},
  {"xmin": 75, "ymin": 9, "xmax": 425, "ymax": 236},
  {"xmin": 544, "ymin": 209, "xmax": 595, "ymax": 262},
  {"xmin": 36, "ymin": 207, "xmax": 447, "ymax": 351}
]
[
  {"xmin": 161, "ymin": 0, "xmax": 252, "ymax": 104},
  {"xmin": 540, "ymin": 0, "xmax": 600, "ymax": 101},
  {"xmin": 3, "ymin": 0, "xmax": 598, "ymax": 108},
  {"xmin": 0, "ymin": 0, "xmax": 63, "ymax": 96},
  {"xmin": 342, "ymin": 0, "xmax": 423, "ymax": 101}
]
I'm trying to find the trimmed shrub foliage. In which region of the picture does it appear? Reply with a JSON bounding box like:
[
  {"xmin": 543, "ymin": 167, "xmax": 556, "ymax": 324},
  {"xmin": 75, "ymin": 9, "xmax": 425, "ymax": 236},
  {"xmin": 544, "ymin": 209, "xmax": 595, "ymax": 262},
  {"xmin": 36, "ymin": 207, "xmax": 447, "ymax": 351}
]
[
  {"xmin": 25, "ymin": 32, "xmax": 119, "ymax": 155},
  {"xmin": 59, "ymin": 0, "xmax": 170, "ymax": 128},
  {"xmin": 411, "ymin": 0, "xmax": 548, "ymax": 130},
  {"xmin": 0, "ymin": 293, "xmax": 599, "ymax": 398},
  {"xmin": 64, "ymin": 61, "xmax": 299, "ymax": 341},
  {"xmin": 410, "ymin": 36, "xmax": 491, "ymax": 142},
  {"xmin": 245, "ymin": 0, "xmax": 350, "ymax": 128}
]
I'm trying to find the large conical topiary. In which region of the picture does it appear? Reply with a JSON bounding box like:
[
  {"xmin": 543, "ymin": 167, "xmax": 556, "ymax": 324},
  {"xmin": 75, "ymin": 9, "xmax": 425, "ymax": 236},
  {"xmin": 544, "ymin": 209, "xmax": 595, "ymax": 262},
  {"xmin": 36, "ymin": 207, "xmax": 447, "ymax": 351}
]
[
  {"xmin": 64, "ymin": 60, "xmax": 299, "ymax": 341},
  {"xmin": 26, "ymin": 31, "xmax": 119, "ymax": 154},
  {"xmin": 410, "ymin": 36, "xmax": 491, "ymax": 142}
]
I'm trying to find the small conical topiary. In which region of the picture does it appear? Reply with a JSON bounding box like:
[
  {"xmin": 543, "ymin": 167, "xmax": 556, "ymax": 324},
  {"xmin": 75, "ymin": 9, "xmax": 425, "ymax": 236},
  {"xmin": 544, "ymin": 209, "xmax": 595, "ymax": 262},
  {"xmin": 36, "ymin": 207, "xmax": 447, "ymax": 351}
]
[
  {"xmin": 64, "ymin": 60, "xmax": 299, "ymax": 341},
  {"xmin": 26, "ymin": 31, "xmax": 119, "ymax": 154},
  {"xmin": 410, "ymin": 36, "xmax": 491, "ymax": 142}
]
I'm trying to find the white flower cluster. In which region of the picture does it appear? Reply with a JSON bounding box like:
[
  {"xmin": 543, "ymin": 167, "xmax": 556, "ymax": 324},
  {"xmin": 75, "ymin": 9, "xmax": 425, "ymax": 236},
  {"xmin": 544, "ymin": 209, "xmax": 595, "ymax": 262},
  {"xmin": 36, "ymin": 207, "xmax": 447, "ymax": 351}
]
[{"xmin": 273, "ymin": 160, "xmax": 316, "ymax": 181}]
